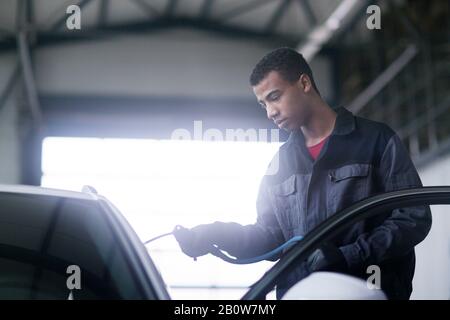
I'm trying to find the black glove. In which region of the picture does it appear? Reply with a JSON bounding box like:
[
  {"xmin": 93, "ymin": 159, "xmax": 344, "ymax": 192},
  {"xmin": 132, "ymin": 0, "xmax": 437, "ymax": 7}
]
[
  {"xmin": 306, "ymin": 242, "xmax": 348, "ymax": 274},
  {"xmin": 172, "ymin": 224, "xmax": 218, "ymax": 259}
]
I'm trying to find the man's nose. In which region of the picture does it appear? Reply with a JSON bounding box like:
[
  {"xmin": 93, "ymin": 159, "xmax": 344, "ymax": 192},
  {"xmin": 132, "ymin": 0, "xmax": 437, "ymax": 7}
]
[{"xmin": 266, "ymin": 105, "xmax": 278, "ymax": 120}]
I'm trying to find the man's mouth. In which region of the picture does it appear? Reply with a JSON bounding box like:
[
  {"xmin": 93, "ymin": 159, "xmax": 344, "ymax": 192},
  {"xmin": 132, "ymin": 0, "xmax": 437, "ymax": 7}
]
[{"xmin": 275, "ymin": 119, "xmax": 286, "ymax": 127}]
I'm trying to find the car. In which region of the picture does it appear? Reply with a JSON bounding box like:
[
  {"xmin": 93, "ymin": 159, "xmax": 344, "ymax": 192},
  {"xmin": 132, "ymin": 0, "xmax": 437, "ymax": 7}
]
[
  {"xmin": 0, "ymin": 184, "xmax": 169, "ymax": 300},
  {"xmin": 0, "ymin": 184, "xmax": 449, "ymax": 300},
  {"xmin": 243, "ymin": 186, "xmax": 450, "ymax": 300}
]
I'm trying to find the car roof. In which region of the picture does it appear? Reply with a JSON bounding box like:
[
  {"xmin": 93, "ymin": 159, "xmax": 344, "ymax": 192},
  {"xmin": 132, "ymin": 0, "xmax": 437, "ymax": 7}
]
[{"xmin": 0, "ymin": 184, "xmax": 99, "ymax": 201}]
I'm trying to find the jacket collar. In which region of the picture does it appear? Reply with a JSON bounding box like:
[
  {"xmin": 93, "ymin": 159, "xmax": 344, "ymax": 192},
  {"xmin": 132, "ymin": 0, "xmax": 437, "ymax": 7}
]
[
  {"xmin": 287, "ymin": 106, "xmax": 356, "ymax": 145},
  {"xmin": 331, "ymin": 106, "xmax": 356, "ymax": 136}
]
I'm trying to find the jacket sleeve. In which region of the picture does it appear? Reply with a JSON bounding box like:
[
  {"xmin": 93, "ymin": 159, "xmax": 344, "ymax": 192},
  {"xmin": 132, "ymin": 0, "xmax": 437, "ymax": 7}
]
[
  {"xmin": 208, "ymin": 176, "xmax": 286, "ymax": 260},
  {"xmin": 339, "ymin": 134, "xmax": 432, "ymax": 270}
]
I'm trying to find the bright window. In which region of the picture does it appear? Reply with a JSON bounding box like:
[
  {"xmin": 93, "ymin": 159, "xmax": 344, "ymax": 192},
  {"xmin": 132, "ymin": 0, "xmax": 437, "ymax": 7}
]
[{"xmin": 41, "ymin": 137, "xmax": 281, "ymax": 299}]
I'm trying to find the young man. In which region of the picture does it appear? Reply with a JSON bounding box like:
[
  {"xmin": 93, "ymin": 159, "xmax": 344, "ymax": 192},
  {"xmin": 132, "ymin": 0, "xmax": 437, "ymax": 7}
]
[{"xmin": 173, "ymin": 47, "xmax": 432, "ymax": 299}]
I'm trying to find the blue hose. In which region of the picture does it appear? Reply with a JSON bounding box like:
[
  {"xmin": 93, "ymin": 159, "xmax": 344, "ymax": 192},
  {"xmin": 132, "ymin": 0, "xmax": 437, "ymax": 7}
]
[
  {"xmin": 144, "ymin": 231, "xmax": 303, "ymax": 265},
  {"xmin": 208, "ymin": 235, "xmax": 303, "ymax": 264}
]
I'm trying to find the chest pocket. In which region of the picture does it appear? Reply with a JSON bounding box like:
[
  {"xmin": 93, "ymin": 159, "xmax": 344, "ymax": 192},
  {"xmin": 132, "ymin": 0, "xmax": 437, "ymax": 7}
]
[
  {"xmin": 269, "ymin": 174, "xmax": 304, "ymax": 238},
  {"xmin": 328, "ymin": 164, "xmax": 371, "ymax": 215}
]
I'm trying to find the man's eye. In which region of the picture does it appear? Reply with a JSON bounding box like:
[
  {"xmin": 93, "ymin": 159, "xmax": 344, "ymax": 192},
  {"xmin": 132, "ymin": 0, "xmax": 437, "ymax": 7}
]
[{"xmin": 269, "ymin": 94, "xmax": 280, "ymax": 101}]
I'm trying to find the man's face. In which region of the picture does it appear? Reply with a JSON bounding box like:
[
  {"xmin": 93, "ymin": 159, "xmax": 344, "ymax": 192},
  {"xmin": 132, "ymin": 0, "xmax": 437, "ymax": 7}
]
[{"xmin": 253, "ymin": 71, "xmax": 311, "ymax": 131}]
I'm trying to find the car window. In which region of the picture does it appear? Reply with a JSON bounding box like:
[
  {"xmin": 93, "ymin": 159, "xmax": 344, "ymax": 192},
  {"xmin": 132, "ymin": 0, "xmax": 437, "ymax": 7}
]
[{"xmin": 0, "ymin": 193, "xmax": 145, "ymax": 299}]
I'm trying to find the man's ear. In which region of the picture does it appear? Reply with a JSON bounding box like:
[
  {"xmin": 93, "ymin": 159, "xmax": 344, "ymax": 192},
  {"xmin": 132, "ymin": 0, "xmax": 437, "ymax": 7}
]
[{"xmin": 298, "ymin": 74, "xmax": 312, "ymax": 93}]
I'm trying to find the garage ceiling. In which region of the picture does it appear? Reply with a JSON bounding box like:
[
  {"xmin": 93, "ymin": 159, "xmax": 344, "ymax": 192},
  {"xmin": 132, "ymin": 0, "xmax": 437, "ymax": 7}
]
[{"xmin": 0, "ymin": 0, "xmax": 347, "ymax": 51}]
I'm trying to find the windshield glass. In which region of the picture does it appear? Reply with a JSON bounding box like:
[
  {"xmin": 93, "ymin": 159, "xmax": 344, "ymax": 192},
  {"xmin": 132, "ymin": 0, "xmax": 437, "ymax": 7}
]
[{"xmin": 0, "ymin": 192, "xmax": 145, "ymax": 299}]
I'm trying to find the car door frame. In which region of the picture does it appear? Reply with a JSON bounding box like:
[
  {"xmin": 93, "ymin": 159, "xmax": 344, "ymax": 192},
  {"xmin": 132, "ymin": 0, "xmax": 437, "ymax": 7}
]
[
  {"xmin": 241, "ymin": 186, "xmax": 450, "ymax": 300},
  {"xmin": 99, "ymin": 197, "xmax": 171, "ymax": 300}
]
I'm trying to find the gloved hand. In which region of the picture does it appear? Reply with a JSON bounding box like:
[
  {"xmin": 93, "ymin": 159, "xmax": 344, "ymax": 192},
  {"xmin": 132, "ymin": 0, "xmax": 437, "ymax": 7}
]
[
  {"xmin": 306, "ymin": 242, "xmax": 348, "ymax": 274},
  {"xmin": 172, "ymin": 224, "xmax": 218, "ymax": 259}
]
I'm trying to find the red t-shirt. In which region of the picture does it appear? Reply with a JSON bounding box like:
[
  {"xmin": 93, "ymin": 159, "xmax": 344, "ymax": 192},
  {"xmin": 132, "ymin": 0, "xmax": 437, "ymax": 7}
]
[{"xmin": 307, "ymin": 136, "xmax": 329, "ymax": 160}]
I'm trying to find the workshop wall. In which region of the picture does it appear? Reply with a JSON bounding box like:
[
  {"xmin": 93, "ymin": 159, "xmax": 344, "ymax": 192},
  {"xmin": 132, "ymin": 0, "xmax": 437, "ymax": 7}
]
[
  {"xmin": 34, "ymin": 30, "xmax": 333, "ymax": 100},
  {"xmin": 0, "ymin": 54, "xmax": 21, "ymax": 184},
  {"xmin": 413, "ymin": 155, "xmax": 450, "ymax": 299}
]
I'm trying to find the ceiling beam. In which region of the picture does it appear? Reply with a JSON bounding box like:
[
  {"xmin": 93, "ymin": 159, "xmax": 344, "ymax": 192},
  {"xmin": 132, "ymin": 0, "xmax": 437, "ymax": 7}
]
[
  {"xmin": 264, "ymin": 0, "xmax": 292, "ymax": 33},
  {"xmin": 348, "ymin": 44, "xmax": 418, "ymax": 114},
  {"xmin": 200, "ymin": 0, "xmax": 215, "ymax": 20},
  {"xmin": 0, "ymin": 62, "xmax": 21, "ymax": 112},
  {"xmin": 49, "ymin": 0, "xmax": 94, "ymax": 31},
  {"xmin": 218, "ymin": 0, "xmax": 275, "ymax": 22},
  {"xmin": 16, "ymin": 0, "xmax": 43, "ymax": 127},
  {"xmin": 131, "ymin": 0, "xmax": 159, "ymax": 18},
  {"xmin": 97, "ymin": 0, "xmax": 109, "ymax": 27},
  {"xmin": 296, "ymin": 0, "xmax": 317, "ymax": 27},
  {"xmin": 165, "ymin": 0, "xmax": 178, "ymax": 17},
  {"xmin": 0, "ymin": 16, "xmax": 300, "ymax": 53},
  {"xmin": 297, "ymin": 0, "xmax": 368, "ymax": 61},
  {"xmin": 26, "ymin": 0, "xmax": 35, "ymax": 26}
]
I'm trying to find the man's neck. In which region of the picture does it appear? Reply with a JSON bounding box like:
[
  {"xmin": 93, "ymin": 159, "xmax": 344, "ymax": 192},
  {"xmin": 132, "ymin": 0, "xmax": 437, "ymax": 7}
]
[{"xmin": 301, "ymin": 102, "xmax": 337, "ymax": 147}]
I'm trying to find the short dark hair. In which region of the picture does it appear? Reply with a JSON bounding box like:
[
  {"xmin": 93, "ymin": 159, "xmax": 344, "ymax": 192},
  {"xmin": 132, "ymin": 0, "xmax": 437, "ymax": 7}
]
[{"xmin": 249, "ymin": 47, "xmax": 320, "ymax": 94}]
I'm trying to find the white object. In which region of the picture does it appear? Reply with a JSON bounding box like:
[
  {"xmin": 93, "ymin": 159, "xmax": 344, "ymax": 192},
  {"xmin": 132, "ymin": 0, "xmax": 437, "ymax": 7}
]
[{"xmin": 282, "ymin": 272, "xmax": 387, "ymax": 300}]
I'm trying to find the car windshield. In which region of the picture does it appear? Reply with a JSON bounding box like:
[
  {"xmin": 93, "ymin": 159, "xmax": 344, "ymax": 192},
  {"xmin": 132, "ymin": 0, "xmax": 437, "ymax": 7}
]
[{"xmin": 0, "ymin": 192, "xmax": 145, "ymax": 299}]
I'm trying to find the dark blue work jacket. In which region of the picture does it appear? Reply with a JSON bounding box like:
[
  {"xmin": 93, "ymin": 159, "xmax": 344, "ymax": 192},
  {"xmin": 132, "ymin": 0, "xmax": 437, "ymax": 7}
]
[{"xmin": 212, "ymin": 107, "xmax": 431, "ymax": 299}]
